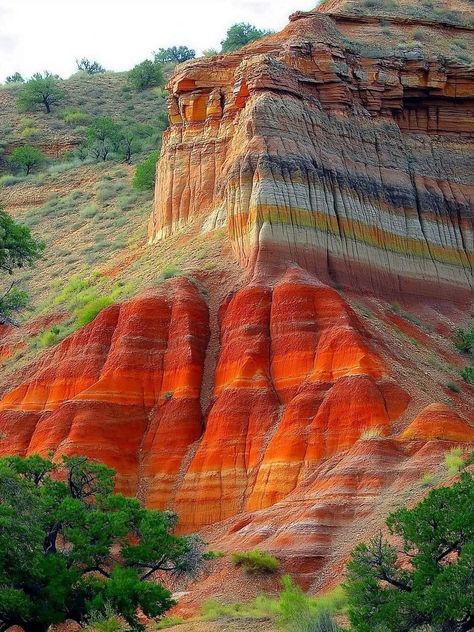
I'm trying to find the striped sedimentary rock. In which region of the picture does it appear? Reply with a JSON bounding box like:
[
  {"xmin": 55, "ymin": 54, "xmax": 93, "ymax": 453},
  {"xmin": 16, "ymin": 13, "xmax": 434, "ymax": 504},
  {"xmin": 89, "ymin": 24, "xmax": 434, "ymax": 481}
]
[{"xmin": 149, "ymin": 8, "xmax": 473, "ymax": 300}]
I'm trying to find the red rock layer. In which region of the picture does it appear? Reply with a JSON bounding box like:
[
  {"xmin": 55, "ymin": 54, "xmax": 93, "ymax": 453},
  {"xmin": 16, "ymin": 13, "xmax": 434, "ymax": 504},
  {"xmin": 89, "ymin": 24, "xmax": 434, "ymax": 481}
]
[
  {"xmin": 0, "ymin": 279, "xmax": 209, "ymax": 497},
  {"xmin": 398, "ymin": 403, "xmax": 474, "ymax": 442},
  {"xmin": 173, "ymin": 268, "xmax": 409, "ymax": 530}
]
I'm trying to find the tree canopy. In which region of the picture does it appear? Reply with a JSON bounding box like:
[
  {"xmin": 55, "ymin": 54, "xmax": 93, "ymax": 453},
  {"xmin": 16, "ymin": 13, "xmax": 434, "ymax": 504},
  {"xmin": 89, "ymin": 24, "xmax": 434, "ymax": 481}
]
[
  {"xmin": 0, "ymin": 455, "xmax": 204, "ymax": 631},
  {"xmin": 128, "ymin": 60, "xmax": 164, "ymax": 91},
  {"xmin": 17, "ymin": 72, "xmax": 66, "ymax": 114},
  {"xmin": 8, "ymin": 146, "xmax": 45, "ymax": 175},
  {"xmin": 75, "ymin": 58, "xmax": 106, "ymax": 74},
  {"xmin": 133, "ymin": 151, "xmax": 160, "ymax": 191},
  {"xmin": 5, "ymin": 73, "xmax": 24, "ymax": 84},
  {"xmin": 154, "ymin": 46, "xmax": 195, "ymax": 64},
  {"xmin": 0, "ymin": 206, "xmax": 44, "ymax": 325},
  {"xmin": 345, "ymin": 470, "xmax": 474, "ymax": 632},
  {"xmin": 220, "ymin": 23, "xmax": 272, "ymax": 52}
]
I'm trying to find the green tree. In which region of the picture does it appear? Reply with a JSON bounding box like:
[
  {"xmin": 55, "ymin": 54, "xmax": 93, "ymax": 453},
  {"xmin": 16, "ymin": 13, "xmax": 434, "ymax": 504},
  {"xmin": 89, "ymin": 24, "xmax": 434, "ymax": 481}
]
[
  {"xmin": 154, "ymin": 46, "xmax": 195, "ymax": 64},
  {"xmin": 133, "ymin": 151, "xmax": 159, "ymax": 191},
  {"xmin": 5, "ymin": 73, "xmax": 24, "ymax": 84},
  {"xmin": 87, "ymin": 117, "xmax": 123, "ymax": 161},
  {"xmin": 220, "ymin": 23, "xmax": 272, "ymax": 52},
  {"xmin": 0, "ymin": 455, "xmax": 204, "ymax": 631},
  {"xmin": 75, "ymin": 58, "xmax": 106, "ymax": 74},
  {"xmin": 17, "ymin": 72, "xmax": 65, "ymax": 114},
  {"xmin": 128, "ymin": 60, "xmax": 164, "ymax": 91},
  {"xmin": 0, "ymin": 206, "xmax": 44, "ymax": 325},
  {"xmin": 345, "ymin": 472, "xmax": 474, "ymax": 632},
  {"xmin": 8, "ymin": 146, "xmax": 45, "ymax": 175}
]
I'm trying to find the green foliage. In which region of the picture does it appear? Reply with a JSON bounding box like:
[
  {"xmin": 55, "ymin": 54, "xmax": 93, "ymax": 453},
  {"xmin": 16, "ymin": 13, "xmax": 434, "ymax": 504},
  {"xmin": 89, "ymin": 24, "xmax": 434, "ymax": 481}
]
[
  {"xmin": 75, "ymin": 296, "xmax": 114, "ymax": 327},
  {"xmin": 421, "ymin": 473, "xmax": 435, "ymax": 487},
  {"xmin": 76, "ymin": 58, "xmax": 106, "ymax": 75},
  {"xmin": 220, "ymin": 23, "xmax": 272, "ymax": 52},
  {"xmin": 200, "ymin": 579, "xmax": 344, "ymax": 630},
  {"xmin": 444, "ymin": 447, "xmax": 464, "ymax": 475},
  {"xmin": 446, "ymin": 380, "xmax": 461, "ymax": 393},
  {"xmin": 84, "ymin": 603, "xmax": 131, "ymax": 632},
  {"xmin": 5, "ymin": 72, "xmax": 24, "ymax": 84},
  {"xmin": 232, "ymin": 550, "xmax": 280, "ymax": 574},
  {"xmin": 61, "ymin": 108, "xmax": 91, "ymax": 126},
  {"xmin": 345, "ymin": 472, "xmax": 474, "ymax": 632},
  {"xmin": 87, "ymin": 117, "xmax": 123, "ymax": 161},
  {"xmin": 133, "ymin": 151, "xmax": 159, "ymax": 190},
  {"xmin": 453, "ymin": 327, "xmax": 474, "ymax": 355},
  {"xmin": 0, "ymin": 206, "xmax": 43, "ymax": 274},
  {"xmin": 0, "ymin": 455, "xmax": 205, "ymax": 630},
  {"xmin": 8, "ymin": 145, "xmax": 45, "ymax": 175},
  {"xmin": 0, "ymin": 286, "xmax": 28, "ymax": 319},
  {"xmin": 154, "ymin": 46, "xmax": 195, "ymax": 64},
  {"xmin": 155, "ymin": 616, "xmax": 184, "ymax": 629},
  {"xmin": 159, "ymin": 265, "xmax": 179, "ymax": 281},
  {"xmin": 128, "ymin": 60, "xmax": 164, "ymax": 91},
  {"xmin": 17, "ymin": 72, "xmax": 66, "ymax": 114},
  {"xmin": 460, "ymin": 365, "xmax": 474, "ymax": 384}
]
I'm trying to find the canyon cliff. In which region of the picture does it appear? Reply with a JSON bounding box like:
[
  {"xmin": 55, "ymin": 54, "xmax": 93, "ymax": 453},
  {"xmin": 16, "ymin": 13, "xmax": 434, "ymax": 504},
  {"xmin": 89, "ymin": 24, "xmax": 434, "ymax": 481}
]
[{"xmin": 0, "ymin": 0, "xmax": 473, "ymax": 597}]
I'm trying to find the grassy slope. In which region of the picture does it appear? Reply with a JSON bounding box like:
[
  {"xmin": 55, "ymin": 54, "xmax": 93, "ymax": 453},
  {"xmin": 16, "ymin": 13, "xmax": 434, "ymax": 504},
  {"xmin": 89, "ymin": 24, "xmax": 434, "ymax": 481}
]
[{"xmin": 0, "ymin": 68, "xmax": 237, "ymax": 387}]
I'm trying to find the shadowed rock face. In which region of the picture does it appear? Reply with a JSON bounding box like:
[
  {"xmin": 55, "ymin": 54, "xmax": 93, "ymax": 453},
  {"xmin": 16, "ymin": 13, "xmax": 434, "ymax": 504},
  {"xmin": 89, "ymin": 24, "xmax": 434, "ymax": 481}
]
[{"xmin": 149, "ymin": 5, "xmax": 473, "ymax": 300}]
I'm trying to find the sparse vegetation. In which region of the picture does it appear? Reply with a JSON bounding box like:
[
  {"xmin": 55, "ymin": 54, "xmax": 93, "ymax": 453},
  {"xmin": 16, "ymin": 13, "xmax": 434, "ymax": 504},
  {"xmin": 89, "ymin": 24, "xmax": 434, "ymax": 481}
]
[
  {"xmin": 446, "ymin": 380, "xmax": 461, "ymax": 393},
  {"xmin": 444, "ymin": 447, "xmax": 464, "ymax": 474},
  {"xmin": 359, "ymin": 426, "xmax": 383, "ymax": 440},
  {"xmin": 232, "ymin": 550, "xmax": 280, "ymax": 574}
]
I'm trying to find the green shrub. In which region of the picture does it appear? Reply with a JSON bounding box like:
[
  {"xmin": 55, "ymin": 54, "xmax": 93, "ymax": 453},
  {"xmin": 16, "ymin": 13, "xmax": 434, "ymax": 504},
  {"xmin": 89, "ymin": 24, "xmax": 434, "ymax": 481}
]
[
  {"xmin": 444, "ymin": 447, "xmax": 463, "ymax": 475},
  {"xmin": 421, "ymin": 473, "xmax": 435, "ymax": 487},
  {"xmin": 75, "ymin": 296, "xmax": 113, "ymax": 327},
  {"xmin": 133, "ymin": 150, "xmax": 159, "ymax": 190},
  {"xmin": 128, "ymin": 60, "xmax": 164, "ymax": 90},
  {"xmin": 460, "ymin": 366, "xmax": 474, "ymax": 384},
  {"xmin": 84, "ymin": 604, "xmax": 131, "ymax": 632},
  {"xmin": 62, "ymin": 108, "xmax": 91, "ymax": 126},
  {"xmin": 155, "ymin": 616, "xmax": 184, "ymax": 629},
  {"xmin": 446, "ymin": 381, "xmax": 461, "ymax": 393},
  {"xmin": 232, "ymin": 550, "xmax": 279, "ymax": 574},
  {"xmin": 453, "ymin": 326, "xmax": 474, "ymax": 355},
  {"xmin": 0, "ymin": 175, "xmax": 24, "ymax": 187},
  {"xmin": 160, "ymin": 265, "xmax": 179, "ymax": 280}
]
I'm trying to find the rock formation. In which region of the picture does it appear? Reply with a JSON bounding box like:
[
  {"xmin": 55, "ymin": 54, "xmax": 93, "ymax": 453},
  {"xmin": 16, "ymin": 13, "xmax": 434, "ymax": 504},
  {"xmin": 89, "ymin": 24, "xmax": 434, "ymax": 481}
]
[
  {"xmin": 0, "ymin": 0, "xmax": 473, "ymax": 597},
  {"xmin": 149, "ymin": 0, "xmax": 473, "ymax": 300}
]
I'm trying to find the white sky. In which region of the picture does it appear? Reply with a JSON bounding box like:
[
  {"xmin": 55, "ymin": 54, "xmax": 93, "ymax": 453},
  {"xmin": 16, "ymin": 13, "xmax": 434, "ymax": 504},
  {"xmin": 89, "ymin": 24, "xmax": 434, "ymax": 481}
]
[{"xmin": 0, "ymin": 0, "xmax": 317, "ymax": 82}]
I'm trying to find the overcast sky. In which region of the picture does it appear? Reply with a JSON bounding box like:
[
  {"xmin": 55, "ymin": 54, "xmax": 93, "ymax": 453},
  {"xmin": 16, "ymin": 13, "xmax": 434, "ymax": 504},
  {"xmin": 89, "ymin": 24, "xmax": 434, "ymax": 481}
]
[{"xmin": 0, "ymin": 0, "xmax": 317, "ymax": 82}]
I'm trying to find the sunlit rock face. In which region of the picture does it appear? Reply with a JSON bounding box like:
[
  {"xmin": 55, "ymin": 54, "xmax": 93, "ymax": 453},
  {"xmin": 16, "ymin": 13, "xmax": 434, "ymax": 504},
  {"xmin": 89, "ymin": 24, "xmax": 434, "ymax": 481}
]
[
  {"xmin": 0, "ymin": 279, "xmax": 210, "ymax": 498},
  {"xmin": 0, "ymin": 0, "xmax": 473, "ymax": 578},
  {"xmin": 149, "ymin": 6, "xmax": 473, "ymax": 300}
]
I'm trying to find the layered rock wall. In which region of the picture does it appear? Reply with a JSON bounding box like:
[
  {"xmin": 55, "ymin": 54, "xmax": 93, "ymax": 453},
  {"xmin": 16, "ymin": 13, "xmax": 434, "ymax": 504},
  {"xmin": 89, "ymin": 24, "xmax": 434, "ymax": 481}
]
[{"xmin": 149, "ymin": 9, "xmax": 473, "ymax": 299}]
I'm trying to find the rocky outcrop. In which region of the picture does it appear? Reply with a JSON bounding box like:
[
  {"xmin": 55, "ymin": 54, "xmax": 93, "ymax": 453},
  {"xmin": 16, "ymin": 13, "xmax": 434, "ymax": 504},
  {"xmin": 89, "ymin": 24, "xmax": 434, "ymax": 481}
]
[
  {"xmin": 149, "ymin": 2, "xmax": 473, "ymax": 300},
  {"xmin": 0, "ymin": 279, "xmax": 210, "ymax": 497}
]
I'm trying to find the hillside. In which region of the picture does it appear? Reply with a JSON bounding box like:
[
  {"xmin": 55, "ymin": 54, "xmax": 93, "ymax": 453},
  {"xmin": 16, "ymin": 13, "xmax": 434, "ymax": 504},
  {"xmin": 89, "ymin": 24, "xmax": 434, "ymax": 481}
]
[{"xmin": 0, "ymin": 0, "xmax": 473, "ymax": 622}]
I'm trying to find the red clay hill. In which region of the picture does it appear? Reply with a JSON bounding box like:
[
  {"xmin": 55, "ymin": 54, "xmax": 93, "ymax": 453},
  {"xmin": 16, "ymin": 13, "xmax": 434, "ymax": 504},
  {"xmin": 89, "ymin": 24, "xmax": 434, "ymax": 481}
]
[{"xmin": 0, "ymin": 0, "xmax": 473, "ymax": 598}]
